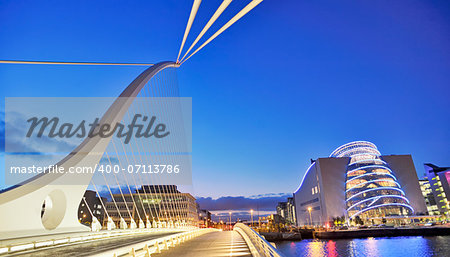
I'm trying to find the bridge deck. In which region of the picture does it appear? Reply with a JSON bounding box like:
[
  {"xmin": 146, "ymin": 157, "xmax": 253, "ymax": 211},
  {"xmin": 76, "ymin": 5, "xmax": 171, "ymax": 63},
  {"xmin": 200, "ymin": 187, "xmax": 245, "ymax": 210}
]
[
  {"xmin": 5, "ymin": 231, "xmax": 178, "ymax": 257},
  {"xmin": 153, "ymin": 230, "xmax": 252, "ymax": 257}
]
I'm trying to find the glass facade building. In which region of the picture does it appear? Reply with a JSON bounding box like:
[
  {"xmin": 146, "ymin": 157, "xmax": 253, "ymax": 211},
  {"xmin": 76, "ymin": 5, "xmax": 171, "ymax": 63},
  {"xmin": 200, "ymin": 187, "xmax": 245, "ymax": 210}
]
[
  {"xmin": 330, "ymin": 141, "xmax": 413, "ymax": 220},
  {"xmin": 293, "ymin": 141, "xmax": 426, "ymax": 226},
  {"xmin": 424, "ymin": 164, "xmax": 450, "ymax": 217},
  {"xmin": 419, "ymin": 179, "xmax": 439, "ymax": 215}
]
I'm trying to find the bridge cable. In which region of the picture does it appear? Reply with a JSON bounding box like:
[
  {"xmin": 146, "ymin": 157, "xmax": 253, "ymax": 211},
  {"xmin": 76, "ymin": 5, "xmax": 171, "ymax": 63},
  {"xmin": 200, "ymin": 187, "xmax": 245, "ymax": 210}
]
[
  {"xmin": 127, "ymin": 103, "xmax": 160, "ymax": 226},
  {"xmin": 137, "ymin": 71, "xmax": 171, "ymax": 227},
  {"xmin": 98, "ymin": 159, "xmax": 125, "ymax": 224},
  {"xmin": 159, "ymin": 69, "xmax": 187, "ymax": 227},
  {"xmin": 82, "ymin": 197, "xmax": 96, "ymax": 223},
  {"xmin": 148, "ymin": 73, "xmax": 171, "ymax": 226},
  {"xmin": 169, "ymin": 68, "xmax": 189, "ymax": 227},
  {"xmin": 180, "ymin": 0, "xmax": 263, "ymax": 64},
  {"xmin": 135, "ymin": 134, "xmax": 161, "ymax": 227},
  {"xmin": 133, "ymin": 94, "xmax": 162, "ymax": 227},
  {"xmin": 170, "ymin": 68, "xmax": 189, "ymax": 227},
  {"xmin": 91, "ymin": 181, "xmax": 112, "ymax": 226},
  {"xmin": 144, "ymin": 73, "xmax": 173, "ymax": 227},
  {"xmin": 118, "ymin": 119, "xmax": 150, "ymax": 228},
  {"xmin": 0, "ymin": 60, "xmax": 154, "ymax": 66},
  {"xmin": 120, "ymin": 122, "xmax": 150, "ymax": 222},
  {"xmin": 106, "ymin": 150, "xmax": 135, "ymax": 228},
  {"xmin": 137, "ymin": 77, "xmax": 163, "ymax": 228},
  {"xmin": 180, "ymin": 0, "xmax": 233, "ymax": 62},
  {"xmin": 111, "ymin": 139, "xmax": 143, "ymax": 227},
  {"xmin": 161, "ymin": 68, "xmax": 186, "ymax": 227},
  {"xmin": 177, "ymin": 0, "xmax": 202, "ymax": 62},
  {"xmin": 156, "ymin": 70, "xmax": 180, "ymax": 227}
]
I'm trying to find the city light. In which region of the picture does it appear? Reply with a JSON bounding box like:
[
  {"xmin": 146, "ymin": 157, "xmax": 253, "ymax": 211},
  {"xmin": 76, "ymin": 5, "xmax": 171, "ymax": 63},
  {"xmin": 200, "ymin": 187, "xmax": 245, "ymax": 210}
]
[{"xmin": 308, "ymin": 207, "xmax": 313, "ymax": 227}]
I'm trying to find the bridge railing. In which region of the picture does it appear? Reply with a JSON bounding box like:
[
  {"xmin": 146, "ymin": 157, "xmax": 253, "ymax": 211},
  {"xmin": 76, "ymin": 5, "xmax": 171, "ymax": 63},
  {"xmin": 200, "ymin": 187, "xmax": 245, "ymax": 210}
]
[
  {"xmin": 233, "ymin": 223, "xmax": 284, "ymax": 257},
  {"xmin": 90, "ymin": 228, "xmax": 218, "ymax": 257},
  {"xmin": 0, "ymin": 227, "xmax": 196, "ymax": 255}
]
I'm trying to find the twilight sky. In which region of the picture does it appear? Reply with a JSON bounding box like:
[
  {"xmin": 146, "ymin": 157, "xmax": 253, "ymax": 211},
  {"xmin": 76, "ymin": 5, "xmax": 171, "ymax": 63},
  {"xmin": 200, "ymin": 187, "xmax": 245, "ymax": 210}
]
[{"xmin": 1, "ymin": 0, "xmax": 449, "ymax": 200}]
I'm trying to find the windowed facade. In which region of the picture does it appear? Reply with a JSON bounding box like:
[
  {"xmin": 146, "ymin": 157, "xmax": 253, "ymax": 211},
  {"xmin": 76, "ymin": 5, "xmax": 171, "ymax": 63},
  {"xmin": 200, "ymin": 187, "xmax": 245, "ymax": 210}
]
[
  {"xmin": 330, "ymin": 141, "xmax": 413, "ymax": 220},
  {"xmin": 424, "ymin": 164, "xmax": 450, "ymax": 217},
  {"xmin": 419, "ymin": 179, "xmax": 439, "ymax": 215},
  {"xmin": 104, "ymin": 185, "xmax": 199, "ymax": 227},
  {"xmin": 294, "ymin": 141, "xmax": 426, "ymax": 227}
]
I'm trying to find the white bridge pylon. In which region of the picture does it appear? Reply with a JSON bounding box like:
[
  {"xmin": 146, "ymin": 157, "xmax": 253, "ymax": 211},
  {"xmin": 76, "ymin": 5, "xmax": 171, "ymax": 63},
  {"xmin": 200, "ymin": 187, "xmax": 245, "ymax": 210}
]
[{"xmin": 0, "ymin": 61, "xmax": 179, "ymax": 240}]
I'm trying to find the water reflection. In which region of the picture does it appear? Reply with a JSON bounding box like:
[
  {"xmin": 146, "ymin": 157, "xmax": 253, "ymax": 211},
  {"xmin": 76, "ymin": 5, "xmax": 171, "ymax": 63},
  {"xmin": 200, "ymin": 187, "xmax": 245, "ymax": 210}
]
[
  {"xmin": 275, "ymin": 236, "xmax": 450, "ymax": 257},
  {"xmin": 326, "ymin": 240, "xmax": 338, "ymax": 257},
  {"xmin": 364, "ymin": 237, "xmax": 379, "ymax": 257},
  {"xmin": 306, "ymin": 240, "xmax": 324, "ymax": 256}
]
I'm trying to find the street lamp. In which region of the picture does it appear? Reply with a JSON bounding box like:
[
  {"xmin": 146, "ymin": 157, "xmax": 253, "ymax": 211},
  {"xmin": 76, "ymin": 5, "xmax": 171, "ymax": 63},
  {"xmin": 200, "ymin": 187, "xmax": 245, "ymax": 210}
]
[
  {"xmin": 307, "ymin": 207, "xmax": 312, "ymax": 227},
  {"xmin": 250, "ymin": 209, "xmax": 254, "ymax": 227},
  {"xmin": 229, "ymin": 212, "xmax": 232, "ymax": 230}
]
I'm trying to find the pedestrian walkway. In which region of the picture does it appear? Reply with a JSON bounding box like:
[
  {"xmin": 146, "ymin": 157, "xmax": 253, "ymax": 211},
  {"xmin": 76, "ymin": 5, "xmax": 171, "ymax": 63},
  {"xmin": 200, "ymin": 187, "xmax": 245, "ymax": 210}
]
[{"xmin": 153, "ymin": 230, "xmax": 252, "ymax": 257}]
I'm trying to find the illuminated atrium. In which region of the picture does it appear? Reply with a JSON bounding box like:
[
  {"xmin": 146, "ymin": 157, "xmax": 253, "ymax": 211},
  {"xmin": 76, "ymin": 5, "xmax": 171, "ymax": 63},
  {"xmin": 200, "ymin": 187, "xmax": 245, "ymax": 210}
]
[
  {"xmin": 330, "ymin": 141, "xmax": 413, "ymax": 220},
  {"xmin": 293, "ymin": 141, "xmax": 427, "ymax": 226}
]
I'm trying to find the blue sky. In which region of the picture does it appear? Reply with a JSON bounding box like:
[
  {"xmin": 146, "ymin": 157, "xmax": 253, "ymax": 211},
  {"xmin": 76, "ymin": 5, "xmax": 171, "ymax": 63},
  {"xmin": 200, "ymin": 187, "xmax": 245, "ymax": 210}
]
[{"xmin": 1, "ymin": 0, "xmax": 449, "ymax": 199}]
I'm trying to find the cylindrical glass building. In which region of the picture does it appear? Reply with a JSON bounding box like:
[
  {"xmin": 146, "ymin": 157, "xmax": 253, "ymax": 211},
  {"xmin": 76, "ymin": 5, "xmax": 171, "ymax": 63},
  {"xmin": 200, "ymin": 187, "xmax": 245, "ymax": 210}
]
[{"xmin": 330, "ymin": 141, "xmax": 414, "ymax": 220}]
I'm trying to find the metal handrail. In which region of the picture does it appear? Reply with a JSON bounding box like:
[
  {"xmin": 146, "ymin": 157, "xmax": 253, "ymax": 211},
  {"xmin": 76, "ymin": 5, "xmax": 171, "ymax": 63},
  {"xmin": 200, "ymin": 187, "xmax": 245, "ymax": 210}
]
[
  {"xmin": 91, "ymin": 228, "xmax": 218, "ymax": 257},
  {"xmin": 233, "ymin": 223, "xmax": 284, "ymax": 257},
  {"xmin": 0, "ymin": 227, "xmax": 197, "ymax": 255}
]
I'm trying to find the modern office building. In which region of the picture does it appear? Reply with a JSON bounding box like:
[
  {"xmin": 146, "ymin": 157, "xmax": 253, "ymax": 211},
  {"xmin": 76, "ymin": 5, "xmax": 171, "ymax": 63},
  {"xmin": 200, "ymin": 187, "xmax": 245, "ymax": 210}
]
[
  {"xmin": 286, "ymin": 197, "xmax": 296, "ymax": 225},
  {"xmin": 419, "ymin": 179, "xmax": 439, "ymax": 215},
  {"xmin": 276, "ymin": 202, "xmax": 288, "ymax": 220},
  {"xmin": 276, "ymin": 197, "xmax": 296, "ymax": 225},
  {"xmin": 424, "ymin": 164, "xmax": 450, "ymax": 217},
  {"xmin": 104, "ymin": 185, "xmax": 198, "ymax": 228},
  {"xmin": 293, "ymin": 141, "xmax": 427, "ymax": 226}
]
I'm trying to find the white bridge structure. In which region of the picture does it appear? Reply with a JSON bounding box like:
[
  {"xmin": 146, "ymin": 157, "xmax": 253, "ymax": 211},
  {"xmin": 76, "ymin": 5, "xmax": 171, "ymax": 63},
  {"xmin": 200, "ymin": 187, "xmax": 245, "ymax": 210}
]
[
  {"xmin": 0, "ymin": 62, "xmax": 283, "ymax": 257},
  {"xmin": 0, "ymin": 61, "xmax": 180, "ymax": 240},
  {"xmin": 0, "ymin": 1, "xmax": 285, "ymax": 256}
]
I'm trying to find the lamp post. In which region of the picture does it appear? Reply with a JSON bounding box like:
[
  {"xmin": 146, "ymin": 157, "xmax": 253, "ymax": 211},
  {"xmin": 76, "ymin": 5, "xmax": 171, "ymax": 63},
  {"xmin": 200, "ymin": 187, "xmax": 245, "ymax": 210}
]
[
  {"xmin": 308, "ymin": 207, "xmax": 312, "ymax": 227},
  {"xmin": 229, "ymin": 212, "xmax": 232, "ymax": 230},
  {"xmin": 250, "ymin": 209, "xmax": 254, "ymax": 227}
]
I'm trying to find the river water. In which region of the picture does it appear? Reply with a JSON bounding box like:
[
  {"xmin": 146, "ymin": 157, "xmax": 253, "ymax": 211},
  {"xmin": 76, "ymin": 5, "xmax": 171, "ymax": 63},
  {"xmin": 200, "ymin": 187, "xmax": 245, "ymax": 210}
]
[{"xmin": 275, "ymin": 236, "xmax": 450, "ymax": 257}]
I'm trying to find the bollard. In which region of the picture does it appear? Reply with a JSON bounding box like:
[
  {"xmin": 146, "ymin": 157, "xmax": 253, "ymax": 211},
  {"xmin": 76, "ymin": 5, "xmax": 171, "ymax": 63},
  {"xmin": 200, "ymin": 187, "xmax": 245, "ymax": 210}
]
[
  {"xmin": 129, "ymin": 247, "xmax": 136, "ymax": 257},
  {"xmin": 143, "ymin": 244, "xmax": 151, "ymax": 257},
  {"xmin": 171, "ymin": 237, "xmax": 176, "ymax": 247},
  {"xmin": 154, "ymin": 242, "xmax": 161, "ymax": 253}
]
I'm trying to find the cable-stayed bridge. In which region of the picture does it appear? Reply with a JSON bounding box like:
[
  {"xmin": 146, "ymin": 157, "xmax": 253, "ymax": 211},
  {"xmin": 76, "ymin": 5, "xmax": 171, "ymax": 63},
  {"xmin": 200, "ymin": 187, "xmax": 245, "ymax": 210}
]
[{"xmin": 0, "ymin": 1, "xmax": 284, "ymax": 256}]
